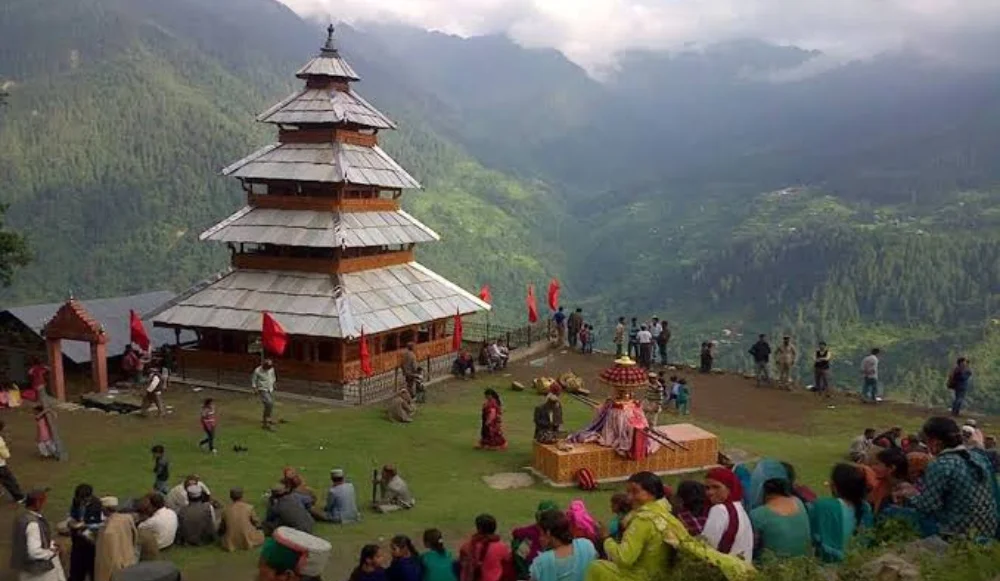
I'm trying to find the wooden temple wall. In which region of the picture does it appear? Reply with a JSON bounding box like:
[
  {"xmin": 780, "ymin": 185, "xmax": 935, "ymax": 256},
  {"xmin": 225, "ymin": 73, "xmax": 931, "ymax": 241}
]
[
  {"xmin": 232, "ymin": 249, "xmax": 414, "ymax": 275},
  {"xmin": 176, "ymin": 335, "xmax": 453, "ymax": 385}
]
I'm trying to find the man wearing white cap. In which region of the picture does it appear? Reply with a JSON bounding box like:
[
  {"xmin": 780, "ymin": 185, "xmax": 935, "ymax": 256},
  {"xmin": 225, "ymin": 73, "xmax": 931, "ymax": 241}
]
[
  {"xmin": 258, "ymin": 527, "xmax": 331, "ymax": 581},
  {"xmin": 321, "ymin": 469, "xmax": 359, "ymax": 524}
]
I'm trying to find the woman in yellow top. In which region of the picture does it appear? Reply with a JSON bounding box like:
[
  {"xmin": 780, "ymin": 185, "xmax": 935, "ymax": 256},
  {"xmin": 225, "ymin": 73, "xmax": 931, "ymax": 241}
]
[{"xmin": 586, "ymin": 471, "xmax": 755, "ymax": 581}]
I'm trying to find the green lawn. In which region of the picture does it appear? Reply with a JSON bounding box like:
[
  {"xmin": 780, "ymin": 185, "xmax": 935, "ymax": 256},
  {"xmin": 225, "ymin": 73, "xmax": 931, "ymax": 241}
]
[{"xmin": 30, "ymin": 373, "xmax": 932, "ymax": 579}]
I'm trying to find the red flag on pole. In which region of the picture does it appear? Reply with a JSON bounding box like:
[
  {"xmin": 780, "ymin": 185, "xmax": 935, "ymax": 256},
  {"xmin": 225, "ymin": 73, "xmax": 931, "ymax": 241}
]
[
  {"xmin": 129, "ymin": 309, "xmax": 151, "ymax": 351},
  {"xmin": 359, "ymin": 327, "xmax": 373, "ymax": 377},
  {"xmin": 547, "ymin": 278, "xmax": 561, "ymax": 311},
  {"xmin": 452, "ymin": 309, "xmax": 463, "ymax": 351},
  {"xmin": 478, "ymin": 285, "xmax": 492, "ymax": 304},
  {"xmin": 526, "ymin": 284, "xmax": 539, "ymax": 323},
  {"xmin": 261, "ymin": 312, "xmax": 288, "ymax": 356}
]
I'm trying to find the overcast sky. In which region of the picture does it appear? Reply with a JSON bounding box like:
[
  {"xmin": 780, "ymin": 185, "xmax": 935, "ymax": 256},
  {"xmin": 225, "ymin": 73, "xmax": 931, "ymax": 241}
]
[{"xmin": 278, "ymin": 0, "xmax": 1000, "ymax": 71}]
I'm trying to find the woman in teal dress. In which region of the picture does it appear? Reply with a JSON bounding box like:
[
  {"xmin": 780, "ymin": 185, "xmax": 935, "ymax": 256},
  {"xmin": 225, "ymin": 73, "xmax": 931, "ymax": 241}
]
[
  {"xmin": 529, "ymin": 510, "xmax": 597, "ymax": 581},
  {"xmin": 809, "ymin": 463, "xmax": 873, "ymax": 563},
  {"xmin": 749, "ymin": 461, "xmax": 812, "ymax": 560},
  {"xmin": 421, "ymin": 529, "xmax": 458, "ymax": 581}
]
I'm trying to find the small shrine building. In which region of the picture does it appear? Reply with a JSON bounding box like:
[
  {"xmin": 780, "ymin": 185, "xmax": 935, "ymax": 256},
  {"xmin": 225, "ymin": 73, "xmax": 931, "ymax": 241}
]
[{"xmin": 148, "ymin": 26, "xmax": 489, "ymax": 402}]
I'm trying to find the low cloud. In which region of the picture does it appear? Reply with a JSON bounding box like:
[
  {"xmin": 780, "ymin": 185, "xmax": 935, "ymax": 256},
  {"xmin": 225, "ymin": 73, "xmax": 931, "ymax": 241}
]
[{"xmin": 279, "ymin": 0, "xmax": 1000, "ymax": 71}]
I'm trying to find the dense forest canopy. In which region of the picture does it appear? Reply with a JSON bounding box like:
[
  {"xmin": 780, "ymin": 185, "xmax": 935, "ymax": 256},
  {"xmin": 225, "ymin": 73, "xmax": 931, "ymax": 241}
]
[{"xmin": 3, "ymin": 0, "xmax": 1000, "ymax": 411}]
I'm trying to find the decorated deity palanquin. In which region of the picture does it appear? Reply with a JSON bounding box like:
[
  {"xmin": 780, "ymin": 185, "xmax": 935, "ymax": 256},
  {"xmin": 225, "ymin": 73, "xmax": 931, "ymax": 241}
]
[
  {"xmin": 532, "ymin": 358, "xmax": 720, "ymax": 486},
  {"xmin": 148, "ymin": 27, "xmax": 488, "ymax": 402}
]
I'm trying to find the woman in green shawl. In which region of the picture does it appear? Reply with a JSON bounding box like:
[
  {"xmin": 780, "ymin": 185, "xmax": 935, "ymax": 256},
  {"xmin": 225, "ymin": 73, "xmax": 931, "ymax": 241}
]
[
  {"xmin": 586, "ymin": 472, "xmax": 754, "ymax": 581},
  {"xmin": 809, "ymin": 464, "xmax": 873, "ymax": 563},
  {"xmin": 748, "ymin": 459, "xmax": 788, "ymax": 510}
]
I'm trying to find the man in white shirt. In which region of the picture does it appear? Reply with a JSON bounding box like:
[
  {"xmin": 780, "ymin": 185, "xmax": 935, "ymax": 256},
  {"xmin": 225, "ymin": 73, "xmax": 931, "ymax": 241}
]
[
  {"xmin": 487, "ymin": 340, "xmax": 509, "ymax": 370},
  {"xmin": 253, "ymin": 360, "xmax": 277, "ymax": 430},
  {"xmin": 860, "ymin": 348, "xmax": 881, "ymax": 403},
  {"xmin": 165, "ymin": 476, "xmax": 211, "ymax": 513},
  {"xmin": 12, "ymin": 489, "xmax": 65, "ymax": 581},
  {"xmin": 138, "ymin": 493, "xmax": 178, "ymax": 550},
  {"xmin": 636, "ymin": 325, "xmax": 654, "ymax": 368}
]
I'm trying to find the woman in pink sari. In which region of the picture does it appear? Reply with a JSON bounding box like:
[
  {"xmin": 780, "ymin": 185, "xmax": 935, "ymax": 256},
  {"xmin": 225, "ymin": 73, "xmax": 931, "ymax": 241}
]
[
  {"xmin": 477, "ymin": 389, "xmax": 507, "ymax": 450},
  {"xmin": 565, "ymin": 500, "xmax": 599, "ymax": 545}
]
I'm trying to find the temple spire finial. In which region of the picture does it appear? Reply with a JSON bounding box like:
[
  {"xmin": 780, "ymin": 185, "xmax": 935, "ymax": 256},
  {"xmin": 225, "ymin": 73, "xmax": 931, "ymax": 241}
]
[{"xmin": 322, "ymin": 23, "xmax": 337, "ymax": 53}]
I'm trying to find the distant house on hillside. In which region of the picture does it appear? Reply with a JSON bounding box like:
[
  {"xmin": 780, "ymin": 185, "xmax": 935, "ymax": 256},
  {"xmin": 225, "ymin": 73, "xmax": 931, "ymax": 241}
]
[{"xmin": 0, "ymin": 291, "xmax": 192, "ymax": 397}]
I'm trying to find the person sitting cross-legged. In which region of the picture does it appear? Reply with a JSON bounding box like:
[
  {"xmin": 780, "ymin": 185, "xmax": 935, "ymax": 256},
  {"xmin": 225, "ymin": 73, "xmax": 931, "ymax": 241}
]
[
  {"xmin": 220, "ymin": 487, "xmax": 264, "ymax": 552},
  {"xmin": 176, "ymin": 485, "xmax": 218, "ymax": 547},
  {"xmin": 321, "ymin": 469, "xmax": 360, "ymax": 524},
  {"xmin": 264, "ymin": 484, "xmax": 314, "ymax": 536},
  {"xmin": 373, "ymin": 465, "xmax": 415, "ymax": 514}
]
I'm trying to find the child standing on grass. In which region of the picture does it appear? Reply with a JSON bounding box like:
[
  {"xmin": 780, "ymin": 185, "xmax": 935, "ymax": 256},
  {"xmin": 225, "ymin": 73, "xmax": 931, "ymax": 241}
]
[
  {"xmin": 151, "ymin": 444, "xmax": 169, "ymax": 494},
  {"xmin": 34, "ymin": 404, "xmax": 58, "ymax": 459},
  {"xmin": 676, "ymin": 378, "xmax": 691, "ymax": 415},
  {"xmin": 199, "ymin": 398, "xmax": 217, "ymax": 454}
]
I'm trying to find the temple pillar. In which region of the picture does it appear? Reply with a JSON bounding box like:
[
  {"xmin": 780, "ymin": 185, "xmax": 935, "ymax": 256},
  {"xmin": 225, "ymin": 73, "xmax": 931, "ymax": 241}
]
[
  {"xmin": 90, "ymin": 342, "xmax": 108, "ymax": 393},
  {"xmin": 46, "ymin": 338, "xmax": 65, "ymax": 401}
]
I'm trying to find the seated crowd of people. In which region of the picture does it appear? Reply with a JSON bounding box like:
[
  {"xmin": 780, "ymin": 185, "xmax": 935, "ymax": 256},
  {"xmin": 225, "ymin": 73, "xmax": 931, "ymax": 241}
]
[
  {"xmin": 19, "ymin": 415, "xmax": 1000, "ymax": 581},
  {"xmin": 36, "ymin": 463, "xmax": 416, "ymax": 581},
  {"xmin": 344, "ymin": 415, "xmax": 1000, "ymax": 581}
]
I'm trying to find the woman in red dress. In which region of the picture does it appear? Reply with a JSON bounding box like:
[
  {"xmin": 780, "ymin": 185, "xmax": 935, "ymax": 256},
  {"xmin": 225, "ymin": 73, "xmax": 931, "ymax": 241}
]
[{"xmin": 478, "ymin": 389, "xmax": 507, "ymax": 450}]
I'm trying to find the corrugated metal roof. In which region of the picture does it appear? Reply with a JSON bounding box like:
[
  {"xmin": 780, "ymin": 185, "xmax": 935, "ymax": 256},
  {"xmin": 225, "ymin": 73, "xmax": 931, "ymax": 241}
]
[
  {"xmin": 150, "ymin": 263, "xmax": 489, "ymax": 339},
  {"xmin": 257, "ymin": 89, "xmax": 395, "ymax": 129},
  {"xmin": 1, "ymin": 292, "xmax": 195, "ymax": 364},
  {"xmin": 295, "ymin": 54, "xmax": 360, "ymax": 81},
  {"xmin": 222, "ymin": 143, "xmax": 421, "ymax": 189},
  {"xmin": 200, "ymin": 207, "xmax": 439, "ymax": 248}
]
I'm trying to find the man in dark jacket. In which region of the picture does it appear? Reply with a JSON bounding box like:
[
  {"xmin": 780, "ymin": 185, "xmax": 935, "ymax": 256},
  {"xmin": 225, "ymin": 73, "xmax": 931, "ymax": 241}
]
[
  {"xmin": 567, "ymin": 308, "xmax": 584, "ymax": 349},
  {"xmin": 176, "ymin": 486, "xmax": 217, "ymax": 546},
  {"xmin": 948, "ymin": 357, "xmax": 973, "ymax": 417},
  {"xmin": 748, "ymin": 334, "xmax": 772, "ymax": 386},
  {"xmin": 264, "ymin": 484, "xmax": 314, "ymax": 536}
]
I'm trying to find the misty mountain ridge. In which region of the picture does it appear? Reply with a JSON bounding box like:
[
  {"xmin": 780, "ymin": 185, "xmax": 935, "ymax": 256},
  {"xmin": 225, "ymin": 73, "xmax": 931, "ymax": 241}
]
[{"xmin": 4, "ymin": 0, "xmax": 1000, "ymax": 411}]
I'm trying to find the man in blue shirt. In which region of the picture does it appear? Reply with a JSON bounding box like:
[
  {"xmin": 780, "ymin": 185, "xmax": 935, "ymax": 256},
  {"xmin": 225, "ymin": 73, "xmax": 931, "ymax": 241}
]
[
  {"xmin": 552, "ymin": 307, "xmax": 567, "ymax": 346},
  {"xmin": 322, "ymin": 469, "xmax": 360, "ymax": 524},
  {"xmin": 627, "ymin": 318, "xmax": 640, "ymax": 360}
]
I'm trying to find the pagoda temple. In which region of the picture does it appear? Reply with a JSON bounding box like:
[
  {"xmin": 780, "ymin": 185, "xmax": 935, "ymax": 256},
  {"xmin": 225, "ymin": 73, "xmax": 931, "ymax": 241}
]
[{"xmin": 148, "ymin": 26, "xmax": 489, "ymax": 402}]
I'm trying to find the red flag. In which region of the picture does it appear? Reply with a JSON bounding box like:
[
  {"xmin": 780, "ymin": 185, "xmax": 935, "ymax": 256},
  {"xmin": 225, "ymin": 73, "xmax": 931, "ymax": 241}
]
[
  {"xmin": 547, "ymin": 278, "xmax": 561, "ymax": 311},
  {"xmin": 526, "ymin": 284, "xmax": 539, "ymax": 323},
  {"xmin": 359, "ymin": 327, "xmax": 373, "ymax": 377},
  {"xmin": 261, "ymin": 312, "xmax": 288, "ymax": 356},
  {"xmin": 478, "ymin": 285, "xmax": 492, "ymax": 304},
  {"xmin": 129, "ymin": 310, "xmax": 151, "ymax": 351},
  {"xmin": 452, "ymin": 309, "xmax": 463, "ymax": 351}
]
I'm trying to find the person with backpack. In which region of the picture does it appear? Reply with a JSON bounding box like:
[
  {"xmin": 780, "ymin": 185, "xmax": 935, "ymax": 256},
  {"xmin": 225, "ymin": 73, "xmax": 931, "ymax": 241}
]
[
  {"xmin": 459, "ymin": 514, "xmax": 514, "ymax": 581},
  {"xmin": 947, "ymin": 357, "xmax": 973, "ymax": 417}
]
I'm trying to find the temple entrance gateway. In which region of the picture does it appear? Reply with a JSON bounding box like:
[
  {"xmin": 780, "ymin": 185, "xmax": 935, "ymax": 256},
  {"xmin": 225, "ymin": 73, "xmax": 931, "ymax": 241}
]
[{"xmin": 42, "ymin": 299, "xmax": 109, "ymax": 401}]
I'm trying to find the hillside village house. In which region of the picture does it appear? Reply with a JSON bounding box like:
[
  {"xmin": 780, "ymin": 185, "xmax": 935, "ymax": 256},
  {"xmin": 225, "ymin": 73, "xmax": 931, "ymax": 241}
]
[
  {"xmin": 0, "ymin": 291, "xmax": 188, "ymax": 399},
  {"xmin": 147, "ymin": 27, "xmax": 489, "ymax": 404}
]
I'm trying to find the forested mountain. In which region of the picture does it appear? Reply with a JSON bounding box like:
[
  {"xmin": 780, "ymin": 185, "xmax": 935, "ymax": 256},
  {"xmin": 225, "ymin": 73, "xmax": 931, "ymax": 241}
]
[
  {"xmin": 3, "ymin": 1, "xmax": 1000, "ymax": 411},
  {"xmin": 0, "ymin": 0, "xmax": 562, "ymax": 319}
]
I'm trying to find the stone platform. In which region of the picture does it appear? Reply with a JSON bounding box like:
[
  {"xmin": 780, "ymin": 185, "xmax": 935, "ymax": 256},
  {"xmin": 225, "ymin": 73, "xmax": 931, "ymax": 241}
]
[{"xmin": 529, "ymin": 423, "xmax": 719, "ymax": 487}]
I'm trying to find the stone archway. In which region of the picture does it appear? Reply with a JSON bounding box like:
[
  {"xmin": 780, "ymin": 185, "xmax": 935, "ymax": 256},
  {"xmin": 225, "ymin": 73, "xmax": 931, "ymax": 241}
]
[{"xmin": 42, "ymin": 299, "xmax": 108, "ymax": 401}]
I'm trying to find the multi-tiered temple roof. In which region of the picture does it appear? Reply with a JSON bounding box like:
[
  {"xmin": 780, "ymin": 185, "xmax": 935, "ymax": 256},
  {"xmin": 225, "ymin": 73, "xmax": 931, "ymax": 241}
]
[{"xmin": 151, "ymin": 26, "xmax": 487, "ymax": 351}]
